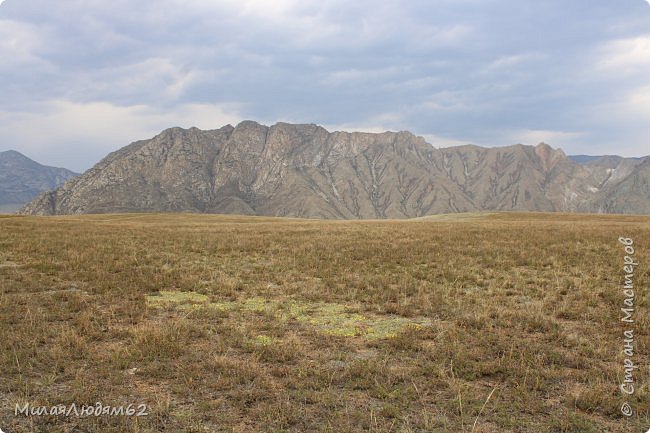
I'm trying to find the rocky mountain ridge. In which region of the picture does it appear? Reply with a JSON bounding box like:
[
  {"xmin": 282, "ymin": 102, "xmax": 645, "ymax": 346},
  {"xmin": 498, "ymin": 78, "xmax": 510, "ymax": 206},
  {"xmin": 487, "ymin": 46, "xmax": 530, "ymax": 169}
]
[{"xmin": 19, "ymin": 121, "xmax": 650, "ymax": 217}]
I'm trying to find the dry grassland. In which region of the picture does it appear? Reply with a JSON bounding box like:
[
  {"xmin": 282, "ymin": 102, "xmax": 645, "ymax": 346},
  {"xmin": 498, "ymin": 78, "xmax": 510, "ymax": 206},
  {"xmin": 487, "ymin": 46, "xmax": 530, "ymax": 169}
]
[{"xmin": 0, "ymin": 212, "xmax": 648, "ymax": 432}]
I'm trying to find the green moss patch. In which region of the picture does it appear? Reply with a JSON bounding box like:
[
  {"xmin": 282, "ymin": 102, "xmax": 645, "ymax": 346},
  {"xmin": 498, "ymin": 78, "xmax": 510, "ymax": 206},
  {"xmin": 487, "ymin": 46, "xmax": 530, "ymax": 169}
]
[
  {"xmin": 146, "ymin": 291, "xmax": 432, "ymax": 340},
  {"xmin": 251, "ymin": 335, "xmax": 277, "ymax": 347}
]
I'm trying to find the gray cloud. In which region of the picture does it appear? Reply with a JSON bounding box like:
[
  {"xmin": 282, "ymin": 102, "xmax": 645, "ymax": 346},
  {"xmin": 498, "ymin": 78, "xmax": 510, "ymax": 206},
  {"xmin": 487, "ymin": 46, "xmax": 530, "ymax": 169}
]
[{"xmin": 0, "ymin": 0, "xmax": 649, "ymax": 171}]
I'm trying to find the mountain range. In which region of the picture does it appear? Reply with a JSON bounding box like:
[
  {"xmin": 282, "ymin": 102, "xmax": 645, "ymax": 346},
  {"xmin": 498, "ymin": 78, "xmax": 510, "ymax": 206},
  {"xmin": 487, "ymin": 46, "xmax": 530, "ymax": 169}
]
[
  {"xmin": 16, "ymin": 121, "xmax": 650, "ymax": 217},
  {"xmin": 0, "ymin": 150, "xmax": 78, "ymax": 213}
]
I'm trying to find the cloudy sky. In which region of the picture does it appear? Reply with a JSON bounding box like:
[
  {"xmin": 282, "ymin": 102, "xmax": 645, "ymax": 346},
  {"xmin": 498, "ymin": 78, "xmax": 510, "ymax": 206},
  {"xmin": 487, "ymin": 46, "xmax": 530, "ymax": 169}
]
[{"xmin": 1, "ymin": 0, "xmax": 649, "ymax": 171}]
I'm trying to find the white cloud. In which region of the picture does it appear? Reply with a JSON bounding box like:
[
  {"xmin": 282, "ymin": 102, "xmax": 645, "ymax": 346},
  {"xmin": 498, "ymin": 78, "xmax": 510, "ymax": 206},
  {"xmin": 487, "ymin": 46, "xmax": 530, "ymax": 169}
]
[
  {"xmin": 481, "ymin": 53, "xmax": 547, "ymax": 73},
  {"xmin": 590, "ymin": 85, "xmax": 650, "ymax": 123},
  {"xmin": 411, "ymin": 24, "xmax": 473, "ymax": 50},
  {"xmin": 421, "ymin": 133, "xmax": 473, "ymax": 148},
  {"xmin": 322, "ymin": 112, "xmax": 407, "ymax": 134},
  {"xmin": 166, "ymin": 0, "xmax": 471, "ymax": 51},
  {"xmin": 595, "ymin": 35, "xmax": 650, "ymax": 77},
  {"xmin": 88, "ymin": 58, "xmax": 212, "ymax": 102},
  {"xmin": 504, "ymin": 129, "xmax": 587, "ymax": 146},
  {"xmin": 1, "ymin": 0, "xmax": 650, "ymax": 164},
  {"xmin": 0, "ymin": 19, "xmax": 51, "ymax": 68},
  {"xmin": 322, "ymin": 66, "xmax": 410, "ymax": 87},
  {"xmin": 625, "ymin": 85, "xmax": 650, "ymax": 116},
  {"xmin": 418, "ymin": 89, "xmax": 482, "ymax": 112},
  {"xmin": 0, "ymin": 101, "xmax": 242, "ymax": 171}
]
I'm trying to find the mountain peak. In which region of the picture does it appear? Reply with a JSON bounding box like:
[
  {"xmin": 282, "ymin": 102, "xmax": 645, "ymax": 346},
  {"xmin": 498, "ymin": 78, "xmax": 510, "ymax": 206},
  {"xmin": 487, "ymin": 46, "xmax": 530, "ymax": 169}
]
[
  {"xmin": 1, "ymin": 149, "xmax": 32, "ymax": 161},
  {"xmin": 534, "ymin": 142, "xmax": 566, "ymax": 171}
]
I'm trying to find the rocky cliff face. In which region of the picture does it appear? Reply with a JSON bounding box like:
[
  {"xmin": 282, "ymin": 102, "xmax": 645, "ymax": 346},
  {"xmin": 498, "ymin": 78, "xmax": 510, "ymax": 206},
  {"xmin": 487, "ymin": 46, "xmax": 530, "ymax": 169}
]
[
  {"xmin": 583, "ymin": 158, "xmax": 650, "ymax": 214},
  {"xmin": 0, "ymin": 150, "xmax": 78, "ymax": 211},
  {"xmin": 18, "ymin": 121, "xmax": 650, "ymax": 217}
]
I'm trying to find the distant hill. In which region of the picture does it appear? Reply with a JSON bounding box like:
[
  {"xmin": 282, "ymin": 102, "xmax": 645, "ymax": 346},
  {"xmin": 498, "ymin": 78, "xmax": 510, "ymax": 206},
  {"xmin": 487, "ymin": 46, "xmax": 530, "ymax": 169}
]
[
  {"xmin": 569, "ymin": 154, "xmax": 643, "ymax": 167},
  {"xmin": 0, "ymin": 150, "xmax": 78, "ymax": 212},
  {"xmin": 568, "ymin": 155, "xmax": 601, "ymax": 164},
  {"xmin": 18, "ymin": 121, "xmax": 650, "ymax": 217}
]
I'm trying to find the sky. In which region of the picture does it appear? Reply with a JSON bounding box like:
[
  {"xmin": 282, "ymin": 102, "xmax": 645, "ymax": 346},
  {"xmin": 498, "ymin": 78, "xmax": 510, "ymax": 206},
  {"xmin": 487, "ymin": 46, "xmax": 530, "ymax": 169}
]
[{"xmin": 1, "ymin": 0, "xmax": 649, "ymax": 172}]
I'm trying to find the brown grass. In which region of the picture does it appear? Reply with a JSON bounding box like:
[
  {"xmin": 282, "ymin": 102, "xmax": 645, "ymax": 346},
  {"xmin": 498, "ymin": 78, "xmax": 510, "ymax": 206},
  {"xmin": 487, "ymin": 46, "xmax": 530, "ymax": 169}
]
[{"xmin": 0, "ymin": 211, "xmax": 648, "ymax": 432}]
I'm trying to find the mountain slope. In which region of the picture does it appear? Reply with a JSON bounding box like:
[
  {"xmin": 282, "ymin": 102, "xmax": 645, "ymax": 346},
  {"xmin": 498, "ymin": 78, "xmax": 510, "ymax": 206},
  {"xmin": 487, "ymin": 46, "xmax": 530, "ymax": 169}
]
[
  {"xmin": 18, "ymin": 121, "xmax": 650, "ymax": 217},
  {"xmin": 0, "ymin": 150, "xmax": 78, "ymax": 211},
  {"xmin": 585, "ymin": 158, "xmax": 650, "ymax": 214}
]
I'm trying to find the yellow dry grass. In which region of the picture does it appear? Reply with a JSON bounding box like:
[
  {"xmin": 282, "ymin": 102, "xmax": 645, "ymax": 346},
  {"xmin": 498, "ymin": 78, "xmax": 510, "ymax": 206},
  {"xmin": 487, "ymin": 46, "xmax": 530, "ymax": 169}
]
[{"xmin": 0, "ymin": 211, "xmax": 648, "ymax": 432}]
